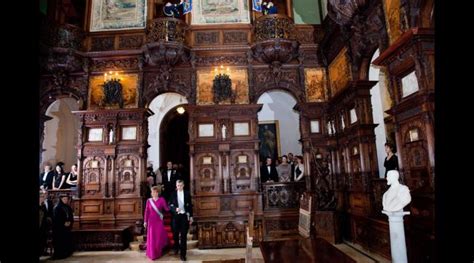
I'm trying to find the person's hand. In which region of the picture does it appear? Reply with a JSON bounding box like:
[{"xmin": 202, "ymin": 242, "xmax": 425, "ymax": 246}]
[
  {"xmin": 64, "ymin": 221, "xmax": 71, "ymax": 227},
  {"xmin": 176, "ymin": 207, "xmax": 181, "ymax": 212},
  {"xmin": 189, "ymin": 217, "xmax": 193, "ymax": 224},
  {"xmin": 143, "ymin": 222, "xmax": 147, "ymax": 228}
]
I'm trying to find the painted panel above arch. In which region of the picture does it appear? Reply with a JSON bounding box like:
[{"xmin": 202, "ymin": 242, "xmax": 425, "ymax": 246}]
[{"xmin": 293, "ymin": 0, "xmax": 322, "ymax": 24}]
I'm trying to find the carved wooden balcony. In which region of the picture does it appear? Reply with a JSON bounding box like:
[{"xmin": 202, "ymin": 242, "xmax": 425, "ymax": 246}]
[
  {"xmin": 251, "ymin": 14, "xmax": 300, "ymax": 65},
  {"xmin": 40, "ymin": 22, "xmax": 85, "ymax": 73},
  {"xmin": 143, "ymin": 17, "xmax": 190, "ymax": 67},
  {"xmin": 262, "ymin": 181, "xmax": 306, "ymax": 210},
  {"xmin": 41, "ymin": 22, "xmax": 84, "ymax": 50}
]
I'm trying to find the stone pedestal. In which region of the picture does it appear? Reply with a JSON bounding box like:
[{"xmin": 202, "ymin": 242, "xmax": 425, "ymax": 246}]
[{"xmin": 382, "ymin": 210, "xmax": 410, "ymax": 263}]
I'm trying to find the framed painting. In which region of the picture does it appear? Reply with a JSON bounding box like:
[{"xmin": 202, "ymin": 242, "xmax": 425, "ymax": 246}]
[
  {"xmin": 89, "ymin": 0, "xmax": 147, "ymax": 32},
  {"xmin": 310, "ymin": 120, "xmax": 320, "ymax": 133},
  {"xmin": 198, "ymin": 123, "xmax": 214, "ymax": 137},
  {"xmin": 258, "ymin": 121, "xmax": 281, "ymax": 163},
  {"xmin": 233, "ymin": 121, "xmax": 250, "ymax": 136},
  {"xmin": 121, "ymin": 126, "xmax": 137, "ymax": 140},
  {"xmin": 383, "ymin": 0, "xmax": 403, "ymax": 44},
  {"xmin": 401, "ymin": 71, "xmax": 419, "ymax": 98},
  {"xmin": 304, "ymin": 68, "xmax": 327, "ymax": 102},
  {"xmin": 328, "ymin": 47, "xmax": 352, "ymax": 97},
  {"xmin": 191, "ymin": 0, "xmax": 250, "ymax": 25},
  {"xmin": 88, "ymin": 73, "xmax": 139, "ymax": 109},
  {"xmin": 88, "ymin": 128, "xmax": 103, "ymax": 142}
]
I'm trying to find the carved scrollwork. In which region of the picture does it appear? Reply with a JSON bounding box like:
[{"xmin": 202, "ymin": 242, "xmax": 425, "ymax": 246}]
[
  {"xmin": 327, "ymin": 0, "xmax": 368, "ymax": 25},
  {"xmin": 116, "ymin": 155, "xmax": 139, "ymax": 195},
  {"xmin": 146, "ymin": 17, "xmax": 186, "ymax": 43},
  {"xmin": 82, "ymin": 156, "xmax": 106, "ymax": 196}
]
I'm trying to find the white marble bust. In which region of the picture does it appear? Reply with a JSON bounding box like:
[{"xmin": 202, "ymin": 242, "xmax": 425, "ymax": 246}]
[{"xmin": 382, "ymin": 170, "xmax": 411, "ymax": 212}]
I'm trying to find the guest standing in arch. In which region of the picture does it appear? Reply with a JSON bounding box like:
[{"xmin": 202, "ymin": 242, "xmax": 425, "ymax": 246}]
[{"xmin": 384, "ymin": 142, "xmax": 399, "ymax": 177}]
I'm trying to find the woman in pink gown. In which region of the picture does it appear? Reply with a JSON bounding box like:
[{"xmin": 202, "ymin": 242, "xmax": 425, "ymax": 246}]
[{"xmin": 144, "ymin": 186, "xmax": 170, "ymax": 260}]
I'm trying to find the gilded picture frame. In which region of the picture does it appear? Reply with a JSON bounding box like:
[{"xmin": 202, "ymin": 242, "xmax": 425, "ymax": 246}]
[
  {"xmin": 304, "ymin": 68, "xmax": 327, "ymax": 102},
  {"xmin": 88, "ymin": 73, "xmax": 139, "ymax": 109},
  {"xmin": 191, "ymin": 0, "xmax": 250, "ymax": 25},
  {"xmin": 328, "ymin": 47, "xmax": 352, "ymax": 97},
  {"xmin": 89, "ymin": 0, "xmax": 147, "ymax": 32},
  {"xmin": 258, "ymin": 121, "xmax": 281, "ymax": 163}
]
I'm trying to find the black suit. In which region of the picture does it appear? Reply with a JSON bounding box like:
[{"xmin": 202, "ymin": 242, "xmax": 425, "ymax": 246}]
[
  {"xmin": 160, "ymin": 168, "xmax": 180, "ymax": 201},
  {"xmin": 39, "ymin": 199, "xmax": 53, "ymax": 256},
  {"xmin": 260, "ymin": 165, "xmax": 279, "ymax": 183},
  {"xmin": 169, "ymin": 190, "xmax": 193, "ymax": 258},
  {"xmin": 40, "ymin": 171, "xmax": 54, "ymax": 189},
  {"xmin": 52, "ymin": 200, "xmax": 74, "ymax": 259}
]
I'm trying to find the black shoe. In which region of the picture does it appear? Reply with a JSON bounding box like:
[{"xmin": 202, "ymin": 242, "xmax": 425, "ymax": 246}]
[{"xmin": 180, "ymin": 255, "xmax": 187, "ymax": 261}]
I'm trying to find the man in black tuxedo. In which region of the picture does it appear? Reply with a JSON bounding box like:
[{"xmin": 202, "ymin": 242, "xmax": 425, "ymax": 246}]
[
  {"xmin": 52, "ymin": 194, "xmax": 74, "ymax": 259},
  {"xmin": 39, "ymin": 164, "xmax": 54, "ymax": 190},
  {"xmin": 160, "ymin": 161, "xmax": 180, "ymax": 202},
  {"xmin": 169, "ymin": 180, "xmax": 193, "ymax": 261},
  {"xmin": 39, "ymin": 191, "xmax": 54, "ymax": 256},
  {"xmin": 260, "ymin": 157, "xmax": 279, "ymax": 183}
]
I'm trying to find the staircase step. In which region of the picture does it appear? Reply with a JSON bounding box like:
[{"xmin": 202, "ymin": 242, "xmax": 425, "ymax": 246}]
[
  {"xmin": 136, "ymin": 235, "xmax": 144, "ymax": 242},
  {"xmin": 187, "ymin": 233, "xmax": 193, "ymax": 240},
  {"xmin": 130, "ymin": 241, "xmax": 141, "ymax": 251},
  {"xmin": 188, "ymin": 240, "xmax": 198, "ymax": 249}
]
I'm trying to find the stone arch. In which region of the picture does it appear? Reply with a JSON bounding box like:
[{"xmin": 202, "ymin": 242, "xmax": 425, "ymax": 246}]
[
  {"xmin": 251, "ymin": 81, "xmax": 305, "ymax": 105},
  {"xmin": 146, "ymin": 92, "xmax": 189, "ymax": 171}
]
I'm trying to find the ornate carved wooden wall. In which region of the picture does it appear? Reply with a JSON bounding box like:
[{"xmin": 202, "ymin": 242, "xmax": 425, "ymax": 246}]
[
  {"xmin": 187, "ymin": 104, "xmax": 264, "ymax": 248},
  {"xmin": 373, "ymin": 28, "xmax": 435, "ymax": 262},
  {"xmin": 73, "ymin": 109, "xmax": 150, "ymax": 230}
]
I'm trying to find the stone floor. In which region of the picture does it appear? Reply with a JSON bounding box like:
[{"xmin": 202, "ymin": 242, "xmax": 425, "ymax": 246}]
[{"xmin": 40, "ymin": 247, "xmax": 264, "ymax": 262}]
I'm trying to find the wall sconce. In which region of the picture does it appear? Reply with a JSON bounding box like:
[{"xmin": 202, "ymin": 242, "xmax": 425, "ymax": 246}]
[
  {"xmin": 212, "ymin": 65, "xmax": 234, "ymax": 104},
  {"xmin": 102, "ymin": 71, "xmax": 124, "ymax": 108}
]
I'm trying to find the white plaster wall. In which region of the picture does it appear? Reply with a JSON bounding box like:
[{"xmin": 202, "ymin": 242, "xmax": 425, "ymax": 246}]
[
  {"xmin": 147, "ymin": 93, "xmax": 188, "ymax": 171},
  {"xmin": 257, "ymin": 90, "xmax": 302, "ymax": 157},
  {"xmin": 369, "ymin": 49, "xmax": 388, "ymax": 178},
  {"xmin": 42, "ymin": 98, "xmax": 79, "ymax": 170}
]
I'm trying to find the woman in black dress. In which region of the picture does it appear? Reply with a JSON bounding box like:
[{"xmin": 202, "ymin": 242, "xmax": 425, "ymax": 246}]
[{"xmin": 384, "ymin": 142, "xmax": 399, "ymax": 177}]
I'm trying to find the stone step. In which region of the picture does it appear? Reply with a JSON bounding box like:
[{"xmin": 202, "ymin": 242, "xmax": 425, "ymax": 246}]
[
  {"xmin": 188, "ymin": 240, "xmax": 198, "ymax": 249},
  {"xmin": 129, "ymin": 241, "xmax": 141, "ymax": 251},
  {"xmin": 187, "ymin": 233, "xmax": 193, "ymax": 240}
]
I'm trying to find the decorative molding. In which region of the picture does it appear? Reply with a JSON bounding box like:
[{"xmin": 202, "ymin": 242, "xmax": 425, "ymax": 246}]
[
  {"xmin": 90, "ymin": 58, "xmax": 140, "ymax": 72},
  {"xmin": 223, "ymin": 31, "xmax": 248, "ymax": 45},
  {"xmin": 91, "ymin": 36, "xmax": 115, "ymax": 51},
  {"xmin": 195, "ymin": 31, "xmax": 220, "ymax": 46},
  {"xmin": 118, "ymin": 35, "xmax": 144, "ymax": 50}
]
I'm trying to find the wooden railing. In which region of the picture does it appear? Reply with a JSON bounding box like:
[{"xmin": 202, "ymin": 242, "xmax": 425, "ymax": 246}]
[
  {"xmin": 253, "ymin": 14, "xmax": 296, "ymax": 41},
  {"xmin": 146, "ymin": 17, "xmax": 187, "ymax": 43},
  {"xmin": 262, "ymin": 181, "xmax": 306, "ymax": 210}
]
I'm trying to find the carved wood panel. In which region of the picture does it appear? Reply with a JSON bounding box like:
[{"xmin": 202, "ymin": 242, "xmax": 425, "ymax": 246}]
[
  {"xmin": 230, "ymin": 151, "xmax": 255, "ymax": 193},
  {"xmin": 194, "ymin": 153, "xmax": 221, "ymax": 194},
  {"xmin": 82, "ymin": 156, "xmax": 106, "ymax": 198},
  {"xmin": 116, "ymin": 154, "xmax": 140, "ymax": 196}
]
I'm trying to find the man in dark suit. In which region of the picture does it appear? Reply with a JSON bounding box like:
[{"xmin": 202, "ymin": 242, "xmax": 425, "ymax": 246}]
[
  {"xmin": 260, "ymin": 157, "xmax": 279, "ymax": 183},
  {"xmin": 39, "ymin": 191, "xmax": 54, "ymax": 256},
  {"xmin": 169, "ymin": 180, "xmax": 193, "ymax": 261},
  {"xmin": 52, "ymin": 194, "xmax": 74, "ymax": 259},
  {"xmin": 161, "ymin": 161, "xmax": 180, "ymax": 202},
  {"xmin": 39, "ymin": 164, "xmax": 54, "ymax": 190}
]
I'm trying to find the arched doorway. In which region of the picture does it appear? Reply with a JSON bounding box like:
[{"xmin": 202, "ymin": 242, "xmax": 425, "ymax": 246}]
[
  {"xmin": 147, "ymin": 93, "xmax": 189, "ymax": 185},
  {"xmin": 256, "ymin": 90, "xmax": 302, "ymax": 163},
  {"xmin": 369, "ymin": 49, "xmax": 390, "ymax": 178},
  {"xmin": 42, "ymin": 97, "xmax": 80, "ymax": 171},
  {"xmin": 160, "ymin": 106, "xmax": 190, "ymax": 189}
]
